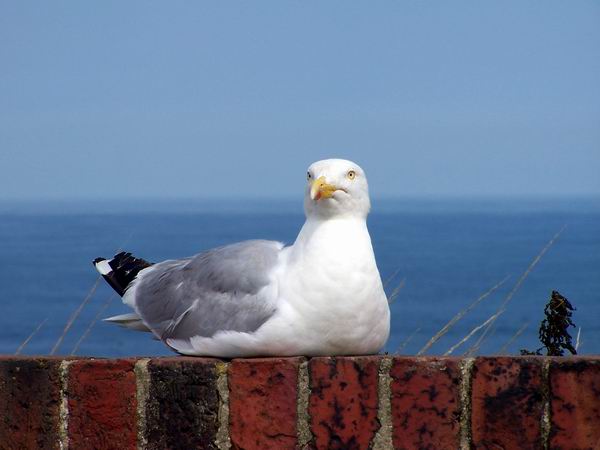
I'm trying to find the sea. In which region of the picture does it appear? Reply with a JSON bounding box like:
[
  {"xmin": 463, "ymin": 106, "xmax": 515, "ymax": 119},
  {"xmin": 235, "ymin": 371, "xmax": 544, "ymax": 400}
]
[{"xmin": 1, "ymin": 197, "xmax": 598, "ymax": 357}]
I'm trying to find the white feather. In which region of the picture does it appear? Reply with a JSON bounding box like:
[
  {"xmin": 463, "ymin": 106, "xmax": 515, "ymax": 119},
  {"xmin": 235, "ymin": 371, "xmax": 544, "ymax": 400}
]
[{"xmin": 95, "ymin": 259, "xmax": 113, "ymax": 275}]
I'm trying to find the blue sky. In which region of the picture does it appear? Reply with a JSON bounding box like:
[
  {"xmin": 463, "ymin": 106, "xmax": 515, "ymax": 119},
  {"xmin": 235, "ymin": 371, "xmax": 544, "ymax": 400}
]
[{"xmin": 1, "ymin": 2, "xmax": 599, "ymax": 199}]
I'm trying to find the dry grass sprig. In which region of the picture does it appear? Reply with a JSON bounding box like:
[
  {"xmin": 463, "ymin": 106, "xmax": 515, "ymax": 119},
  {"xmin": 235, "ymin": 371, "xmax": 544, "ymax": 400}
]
[
  {"xmin": 397, "ymin": 326, "xmax": 421, "ymax": 353},
  {"xmin": 466, "ymin": 226, "xmax": 566, "ymax": 356},
  {"xmin": 387, "ymin": 278, "xmax": 406, "ymax": 304},
  {"xmin": 416, "ymin": 276, "xmax": 509, "ymax": 356},
  {"xmin": 498, "ymin": 322, "xmax": 529, "ymax": 354},
  {"xmin": 70, "ymin": 294, "xmax": 116, "ymax": 356},
  {"xmin": 15, "ymin": 318, "xmax": 48, "ymax": 355},
  {"xmin": 383, "ymin": 267, "xmax": 402, "ymax": 288},
  {"xmin": 50, "ymin": 276, "xmax": 101, "ymax": 355},
  {"xmin": 444, "ymin": 311, "xmax": 502, "ymax": 356},
  {"xmin": 51, "ymin": 238, "xmax": 132, "ymax": 356},
  {"xmin": 575, "ymin": 327, "xmax": 582, "ymax": 352}
]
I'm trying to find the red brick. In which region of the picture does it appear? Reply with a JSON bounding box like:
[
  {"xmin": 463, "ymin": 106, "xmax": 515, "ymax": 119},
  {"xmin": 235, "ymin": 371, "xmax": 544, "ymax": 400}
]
[
  {"xmin": 67, "ymin": 359, "xmax": 137, "ymax": 449},
  {"xmin": 228, "ymin": 357, "xmax": 302, "ymax": 450},
  {"xmin": 471, "ymin": 357, "xmax": 543, "ymax": 450},
  {"xmin": 309, "ymin": 356, "xmax": 380, "ymax": 450},
  {"xmin": 549, "ymin": 358, "xmax": 600, "ymax": 450},
  {"xmin": 390, "ymin": 357, "xmax": 461, "ymax": 449},
  {"xmin": 146, "ymin": 357, "xmax": 220, "ymax": 450},
  {"xmin": 0, "ymin": 357, "xmax": 62, "ymax": 450}
]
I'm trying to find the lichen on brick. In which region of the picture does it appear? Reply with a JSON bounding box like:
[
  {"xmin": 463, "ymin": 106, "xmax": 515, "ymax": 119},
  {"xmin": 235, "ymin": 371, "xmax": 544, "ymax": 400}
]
[
  {"xmin": 134, "ymin": 359, "xmax": 150, "ymax": 450},
  {"xmin": 372, "ymin": 356, "xmax": 393, "ymax": 450},
  {"xmin": 540, "ymin": 358, "xmax": 551, "ymax": 450},
  {"xmin": 459, "ymin": 357, "xmax": 474, "ymax": 450},
  {"xmin": 296, "ymin": 360, "xmax": 313, "ymax": 449},
  {"xmin": 215, "ymin": 361, "xmax": 231, "ymax": 450},
  {"xmin": 58, "ymin": 360, "xmax": 72, "ymax": 450}
]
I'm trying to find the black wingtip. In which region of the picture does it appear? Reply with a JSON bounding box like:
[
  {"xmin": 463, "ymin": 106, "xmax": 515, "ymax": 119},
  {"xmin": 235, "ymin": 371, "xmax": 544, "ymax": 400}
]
[{"xmin": 93, "ymin": 251, "xmax": 153, "ymax": 297}]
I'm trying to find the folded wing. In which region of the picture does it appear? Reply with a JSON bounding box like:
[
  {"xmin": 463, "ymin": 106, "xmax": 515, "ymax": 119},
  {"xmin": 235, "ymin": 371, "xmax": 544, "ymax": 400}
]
[{"xmin": 124, "ymin": 240, "xmax": 284, "ymax": 348}]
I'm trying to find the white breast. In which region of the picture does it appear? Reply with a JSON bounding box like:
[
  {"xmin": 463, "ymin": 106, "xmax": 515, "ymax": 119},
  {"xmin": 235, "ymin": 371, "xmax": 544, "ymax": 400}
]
[{"xmin": 274, "ymin": 217, "xmax": 391, "ymax": 355}]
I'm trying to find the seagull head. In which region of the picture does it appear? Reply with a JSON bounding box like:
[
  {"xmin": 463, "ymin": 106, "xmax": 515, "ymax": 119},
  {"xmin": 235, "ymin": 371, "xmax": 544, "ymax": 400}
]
[{"xmin": 304, "ymin": 159, "xmax": 371, "ymax": 219}]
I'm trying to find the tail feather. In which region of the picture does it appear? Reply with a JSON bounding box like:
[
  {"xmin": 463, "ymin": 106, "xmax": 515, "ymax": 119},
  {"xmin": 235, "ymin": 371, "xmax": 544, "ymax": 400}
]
[
  {"xmin": 103, "ymin": 313, "xmax": 151, "ymax": 332},
  {"xmin": 93, "ymin": 251, "xmax": 152, "ymax": 296}
]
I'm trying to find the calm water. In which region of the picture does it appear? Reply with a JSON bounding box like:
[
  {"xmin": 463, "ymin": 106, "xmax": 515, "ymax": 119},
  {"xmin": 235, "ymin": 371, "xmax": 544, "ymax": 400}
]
[{"xmin": 1, "ymin": 198, "xmax": 598, "ymax": 357}]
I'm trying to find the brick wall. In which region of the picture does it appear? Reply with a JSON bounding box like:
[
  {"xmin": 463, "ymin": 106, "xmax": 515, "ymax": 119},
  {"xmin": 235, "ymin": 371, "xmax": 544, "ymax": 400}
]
[{"xmin": 0, "ymin": 356, "xmax": 599, "ymax": 449}]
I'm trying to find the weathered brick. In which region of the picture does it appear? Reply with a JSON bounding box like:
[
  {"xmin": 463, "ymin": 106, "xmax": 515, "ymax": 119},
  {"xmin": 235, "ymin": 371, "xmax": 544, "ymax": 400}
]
[
  {"xmin": 67, "ymin": 359, "xmax": 137, "ymax": 449},
  {"xmin": 390, "ymin": 357, "xmax": 461, "ymax": 449},
  {"xmin": 0, "ymin": 357, "xmax": 62, "ymax": 450},
  {"xmin": 228, "ymin": 357, "xmax": 302, "ymax": 450},
  {"xmin": 309, "ymin": 356, "xmax": 380, "ymax": 450},
  {"xmin": 471, "ymin": 357, "xmax": 543, "ymax": 450},
  {"xmin": 549, "ymin": 358, "xmax": 600, "ymax": 450},
  {"xmin": 145, "ymin": 357, "xmax": 220, "ymax": 450}
]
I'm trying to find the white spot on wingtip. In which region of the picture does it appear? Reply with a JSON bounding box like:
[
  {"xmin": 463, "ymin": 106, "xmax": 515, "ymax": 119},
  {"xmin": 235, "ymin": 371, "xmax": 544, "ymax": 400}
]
[{"xmin": 95, "ymin": 259, "xmax": 112, "ymax": 275}]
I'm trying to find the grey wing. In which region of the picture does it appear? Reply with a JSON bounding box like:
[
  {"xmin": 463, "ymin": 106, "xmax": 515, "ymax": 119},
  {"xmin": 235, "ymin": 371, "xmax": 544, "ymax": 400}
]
[{"xmin": 126, "ymin": 239, "xmax": 284, "ymax": 342}]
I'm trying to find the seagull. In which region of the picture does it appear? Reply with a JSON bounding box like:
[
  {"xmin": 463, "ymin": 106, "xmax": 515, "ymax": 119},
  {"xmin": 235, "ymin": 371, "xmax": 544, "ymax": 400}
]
[{"xmin": 94, "ymin": 159, "xmax": 390, "ymax": 357}]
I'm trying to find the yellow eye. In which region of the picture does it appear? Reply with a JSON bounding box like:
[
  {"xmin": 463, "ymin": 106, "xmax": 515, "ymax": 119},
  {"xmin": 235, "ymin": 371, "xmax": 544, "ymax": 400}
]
[
  {"xmin": 347, "ymin": 170, "xmax": 356, "ymax": 180},
  {"xmin": 307, "ymin": 171, "xmax": 312, "ymax": 180}
]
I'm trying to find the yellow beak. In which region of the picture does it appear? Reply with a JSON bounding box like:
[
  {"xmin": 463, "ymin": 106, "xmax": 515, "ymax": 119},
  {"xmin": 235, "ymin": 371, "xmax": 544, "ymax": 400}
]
[{"xmin": 310, "ymin": 176, "xmax": 338, "ymax": 201}]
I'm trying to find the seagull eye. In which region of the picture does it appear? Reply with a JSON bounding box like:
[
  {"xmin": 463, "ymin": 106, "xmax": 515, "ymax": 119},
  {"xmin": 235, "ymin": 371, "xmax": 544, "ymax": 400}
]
[
  {"xmin": 347, "ymin": 170, "xmax": 356, "ymax": 180},
  {"xmin": 307, "ymin": 172, "xmax": 312, "ymax": 180}
]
